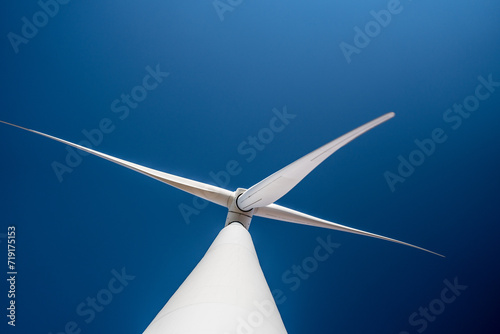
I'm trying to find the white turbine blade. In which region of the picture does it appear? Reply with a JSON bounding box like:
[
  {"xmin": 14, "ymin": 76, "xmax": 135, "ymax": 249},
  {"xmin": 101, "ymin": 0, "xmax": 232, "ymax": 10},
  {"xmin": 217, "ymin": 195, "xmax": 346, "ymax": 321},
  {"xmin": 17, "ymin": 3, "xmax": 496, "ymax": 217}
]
[
  {"xmin": 0, "ymin": 120, "xmax": 232, "ymax": 207},
  {"xmin": 254, "ymin": 204, "xmax": 444, "ymax": 257},
  {"xmin": 237, "ymin": 112, "xmax": 395, "ymax": 211}
]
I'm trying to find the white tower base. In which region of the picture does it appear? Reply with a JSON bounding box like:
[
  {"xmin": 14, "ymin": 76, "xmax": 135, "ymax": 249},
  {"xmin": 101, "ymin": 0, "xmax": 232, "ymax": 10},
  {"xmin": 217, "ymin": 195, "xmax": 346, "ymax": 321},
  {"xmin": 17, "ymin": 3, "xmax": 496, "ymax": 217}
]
[{"xmin": 143, "ymin": 223, "xmax": 287, "ymax": 334}]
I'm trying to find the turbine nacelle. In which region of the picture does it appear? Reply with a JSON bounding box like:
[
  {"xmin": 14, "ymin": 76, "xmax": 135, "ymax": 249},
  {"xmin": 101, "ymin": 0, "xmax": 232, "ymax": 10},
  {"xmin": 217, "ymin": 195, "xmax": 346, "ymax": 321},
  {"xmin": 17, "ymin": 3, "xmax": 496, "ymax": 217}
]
[{"xmin": 225, "ymin": 188, "xmax": 254, "ymax": 229}]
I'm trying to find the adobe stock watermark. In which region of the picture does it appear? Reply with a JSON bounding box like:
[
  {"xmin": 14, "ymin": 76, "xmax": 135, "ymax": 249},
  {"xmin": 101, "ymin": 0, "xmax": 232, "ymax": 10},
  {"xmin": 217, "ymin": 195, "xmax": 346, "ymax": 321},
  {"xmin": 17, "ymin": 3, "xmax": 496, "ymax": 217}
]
[
  {"xmin": 398, "ymin": 277, "xmax": 467, "ymax": 334},
  {"xmin": 223, "ymin": 299, "xmax": 276, "ymax": 334},
  {"xmin": 51, "ymin": 64, "xmax": 169, "ymax": 183},
  {"xmin": 48, "ymin": 267, "xmax": 135, "ymax": 334},
  {"xmin": 212, "ymin": 0, "xmax": 244, "ymax": 22},
  {"xmin": 384, "ymin": 73, "xmax": 499, "ymax": 192},
  {"xmin": 7, "ymin": 0, "xmax": 72, "ymax": 54},
  {"xmin": 178, "ymin": 106, "xmax": 296, "ymax": 225},
  {"xmin": 272, "ymin": 235, "xmax": 340, "ymax": 305},
  {"xmin": 339, "ymin": 0, "xmax": 403, "ymax": 64}
]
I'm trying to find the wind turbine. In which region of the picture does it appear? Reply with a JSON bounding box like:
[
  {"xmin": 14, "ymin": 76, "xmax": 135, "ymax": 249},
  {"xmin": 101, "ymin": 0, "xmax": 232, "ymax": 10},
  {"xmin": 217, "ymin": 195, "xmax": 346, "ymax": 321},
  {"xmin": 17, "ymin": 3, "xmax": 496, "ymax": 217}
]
[{"xmin": 0, "ymin": 112, "xmax": 443, "ymax": 333}]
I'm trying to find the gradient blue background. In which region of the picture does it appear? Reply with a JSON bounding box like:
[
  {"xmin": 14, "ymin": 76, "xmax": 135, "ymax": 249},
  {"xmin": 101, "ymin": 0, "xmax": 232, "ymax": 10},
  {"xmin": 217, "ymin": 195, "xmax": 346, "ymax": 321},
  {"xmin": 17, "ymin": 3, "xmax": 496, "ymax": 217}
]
[{"xmin": 1, "ymin": 1, "xmax": 500, "ymax": 333}]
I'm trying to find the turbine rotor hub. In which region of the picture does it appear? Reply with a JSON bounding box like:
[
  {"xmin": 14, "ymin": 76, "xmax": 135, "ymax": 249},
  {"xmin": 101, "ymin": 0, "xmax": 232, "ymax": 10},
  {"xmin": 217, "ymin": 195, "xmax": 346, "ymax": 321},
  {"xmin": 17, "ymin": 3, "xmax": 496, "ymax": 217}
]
[{"xmin": 225, "ymin": 188, "xmax": 254, "ymax": 230}]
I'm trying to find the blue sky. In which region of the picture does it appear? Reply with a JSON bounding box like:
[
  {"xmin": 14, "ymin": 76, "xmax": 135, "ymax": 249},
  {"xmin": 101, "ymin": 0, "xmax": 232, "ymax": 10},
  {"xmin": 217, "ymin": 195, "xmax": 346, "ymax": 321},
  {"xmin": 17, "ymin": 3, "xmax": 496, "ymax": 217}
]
[{"xmin": 1, "ymin": 0, "xmax": 500, "ymax": 333}]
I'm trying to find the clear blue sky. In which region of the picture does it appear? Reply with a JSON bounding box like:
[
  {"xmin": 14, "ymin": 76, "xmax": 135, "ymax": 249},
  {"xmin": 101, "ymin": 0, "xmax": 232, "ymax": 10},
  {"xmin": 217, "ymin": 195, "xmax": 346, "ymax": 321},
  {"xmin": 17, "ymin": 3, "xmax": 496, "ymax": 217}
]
[{"xmin": 1, "ymin": 1, "xmax": 500, "ymax": 333}]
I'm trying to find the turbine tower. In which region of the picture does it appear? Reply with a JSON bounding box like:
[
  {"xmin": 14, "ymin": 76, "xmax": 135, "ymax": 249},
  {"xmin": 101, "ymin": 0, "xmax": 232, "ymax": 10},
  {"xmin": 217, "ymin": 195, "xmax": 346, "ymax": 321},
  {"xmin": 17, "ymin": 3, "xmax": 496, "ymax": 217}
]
[{"xmin": 0, "ymin": 112, "xmax": 443, "ymax": 333}]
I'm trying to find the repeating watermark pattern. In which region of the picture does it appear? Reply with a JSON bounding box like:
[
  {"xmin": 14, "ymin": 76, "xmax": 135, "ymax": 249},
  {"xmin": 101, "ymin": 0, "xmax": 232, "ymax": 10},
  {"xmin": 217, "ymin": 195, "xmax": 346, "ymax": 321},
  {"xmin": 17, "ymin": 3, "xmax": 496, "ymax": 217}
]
[
  {"xmin": 384, "ymin": 73, "xmax": 499, "ymax": 192},
  {"xmin": 223, "ymin": 299, "xmax": 276, "ymax": 334},
  {"xmin": 272, "ymin": 235, "xmax": 340, "ymax": 305},
  {"xmin": 51, "ymin": 64, "xmax": 169, "ymax": 183},
  {"xmin": 399, "ymin": 277, "xmax": 468, "ymax": 334},
  {"xmin": 178, "ymin": 106, "xmax": 296, "ymax": 225},
  {"xmin": 48, "ymin": 267, "xmax": 135, "ymax": 334},
  {"xmin": 213, "ymin": 0, "xmax": 244, "ymax": 22},
  {"xmin": 7, "ymin": 0, "xmax": 73, "ymax": 54},
  {"xmin": 339, "ymin": 0, "xmax": 403, "ymax": 64}
]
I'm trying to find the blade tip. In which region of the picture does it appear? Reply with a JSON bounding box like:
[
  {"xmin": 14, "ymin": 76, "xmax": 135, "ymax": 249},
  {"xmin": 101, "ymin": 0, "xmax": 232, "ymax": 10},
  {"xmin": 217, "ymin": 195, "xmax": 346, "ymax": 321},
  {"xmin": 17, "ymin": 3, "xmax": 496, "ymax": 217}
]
[{"xmin": 427, "ymin": 249, "xmax": 445, "ymax": 258}]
